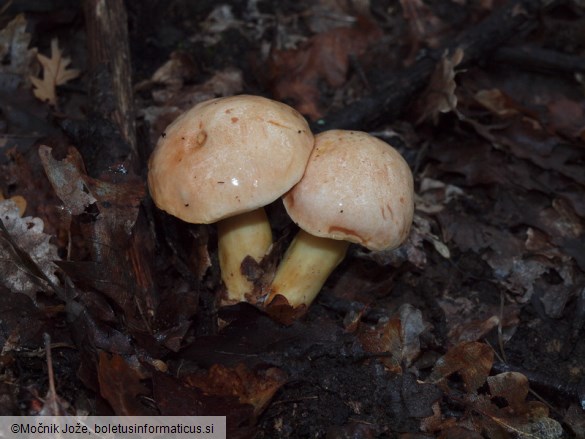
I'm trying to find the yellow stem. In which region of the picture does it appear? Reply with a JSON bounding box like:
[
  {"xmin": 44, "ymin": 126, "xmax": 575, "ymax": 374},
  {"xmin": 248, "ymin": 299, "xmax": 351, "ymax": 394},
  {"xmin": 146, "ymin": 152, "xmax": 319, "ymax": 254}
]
[
  {"xmin": 217, "ymin": 208, "xmax": 272, "ymax": 303},
  {"xmin": 266, "ymin": 230, "xmax": 349, "ymax": 308}
]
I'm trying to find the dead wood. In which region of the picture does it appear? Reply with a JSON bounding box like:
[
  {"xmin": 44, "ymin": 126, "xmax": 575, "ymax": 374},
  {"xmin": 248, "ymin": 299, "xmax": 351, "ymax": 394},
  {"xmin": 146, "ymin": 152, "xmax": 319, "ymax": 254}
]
[
  {"xmin": 493, "ymin": 45, "xmax": 585, "ymax": 75},
  {"xmin": 313, "ymin": 0, "xmax": 545, "ymax": 133},
  {"xmin": 80, "ymin": 0, "xmax": 156, "ymax": 325},
  {"xmin": 82, "ymin": 0, "xmax": 137, "ymax": 160}
]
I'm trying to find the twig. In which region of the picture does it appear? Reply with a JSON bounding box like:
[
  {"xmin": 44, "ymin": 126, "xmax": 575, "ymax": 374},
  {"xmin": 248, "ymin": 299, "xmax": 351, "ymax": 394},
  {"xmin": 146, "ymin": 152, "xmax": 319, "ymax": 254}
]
[{"xmin": 493, "ymin": 45, "xmax": 585, "ymax": 75}]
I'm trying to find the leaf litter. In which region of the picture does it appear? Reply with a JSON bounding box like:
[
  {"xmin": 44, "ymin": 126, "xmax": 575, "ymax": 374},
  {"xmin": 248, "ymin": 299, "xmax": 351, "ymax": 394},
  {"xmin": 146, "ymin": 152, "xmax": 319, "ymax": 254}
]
[{"xmin": 0, "ymin": 1, "xmax": 584, "ymax": 437}]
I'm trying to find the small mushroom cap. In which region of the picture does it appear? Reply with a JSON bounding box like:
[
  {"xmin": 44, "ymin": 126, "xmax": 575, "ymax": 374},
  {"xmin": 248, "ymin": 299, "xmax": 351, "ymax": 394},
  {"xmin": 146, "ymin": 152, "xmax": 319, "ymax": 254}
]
[
  {"xmin": 148, "ymin": 95, "xmax": 314, "ymax": 224},
  {"xmin": 283, "ymin": 130, "xmax": 414, "ymax": 251}
]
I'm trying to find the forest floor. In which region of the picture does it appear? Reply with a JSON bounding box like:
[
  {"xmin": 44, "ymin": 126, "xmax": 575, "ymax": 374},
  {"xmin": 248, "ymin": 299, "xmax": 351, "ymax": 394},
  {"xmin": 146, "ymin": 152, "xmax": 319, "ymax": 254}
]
[{"xmin": 0, "ymin": 0, "xmax": 584, "ymax": 437}]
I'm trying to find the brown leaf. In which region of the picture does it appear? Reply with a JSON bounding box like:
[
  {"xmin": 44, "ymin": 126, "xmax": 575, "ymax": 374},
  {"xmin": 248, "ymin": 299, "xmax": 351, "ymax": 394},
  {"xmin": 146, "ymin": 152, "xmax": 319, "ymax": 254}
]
[
  {"xmin": 358, "ymin": 318, "xmax": 403, "ymax": 372},
  {"xmin": 469, "ymin": 392, "xmax": 563, "ymax": 438},
  {"xmin": 97, "ymin": 352, "xmax": 154, "ymax": 415},
  {"xmin": 30, "ymin": 38, "xmax": 80, "ymax": 106},
  {"xmin": 141, "ymin": 68, "xmax": 244, "ymax": 145},
  {"xmin": 416, "ymin": 48, "xmax": 464, "ymax": 124},
  {"xmin": 153, "ymin": 371, "xmax": 256, "ymax": 438},
  {"xmin": 474, "ymin": 88, "xmax": 521, "ymax": 117},
  {"xmin": 546, "ymin": 98, "xmax": 585, "ymax": 139},
  {"xmin": 487, "ymin": 372, "xmax": 529, "ymax": 414},
  {"xmin": 400, "ymin": 0, "xmax": 447, "ymax": 63},
  {"xmin": 430, "ymin": 342, "xmax": 493, "ymax": 393},
  {"xmin": 267, "ymin": 16, "xmax": 382, "ymax": 119},
  {"xmin": 150, "ymin": 50, "xmax": 198, "ymax": 89},
  {"xmin": 185, "ymin": 363, "xmax": 287, "ymax": 417},
  {"xmin": 357, "ymin": 305, "xmax": 428, "ymax": 371}
]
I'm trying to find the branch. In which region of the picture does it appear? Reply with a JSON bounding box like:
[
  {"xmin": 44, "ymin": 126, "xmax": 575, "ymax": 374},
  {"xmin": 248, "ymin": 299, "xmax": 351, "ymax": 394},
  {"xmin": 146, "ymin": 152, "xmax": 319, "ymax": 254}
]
[
  {"xmin": 312, "ymin": 0, "xmax": 544, "ymax": 132},
  {"xmin": 82, "ymin": 0, "xmax": 137, "ymax": 160}
]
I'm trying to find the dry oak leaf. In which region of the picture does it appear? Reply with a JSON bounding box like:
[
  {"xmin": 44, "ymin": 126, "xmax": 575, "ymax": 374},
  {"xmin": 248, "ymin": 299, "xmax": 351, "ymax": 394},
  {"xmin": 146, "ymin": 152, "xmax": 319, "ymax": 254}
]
[{"xmin": 30, "ymin": 38, "xmax": 80, "ymax": 106}]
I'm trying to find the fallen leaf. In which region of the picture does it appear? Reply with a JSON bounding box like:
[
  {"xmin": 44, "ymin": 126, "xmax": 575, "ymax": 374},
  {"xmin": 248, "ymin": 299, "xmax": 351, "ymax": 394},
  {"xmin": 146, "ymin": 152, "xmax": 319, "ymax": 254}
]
[
  {"xmin": 357, "ymin": 304, "xmax": 429, "ymax": 371},
  {"xmin": 438, "ymin": 297, "xmax": 520, "ymax": 346},
  {"xmin": 150, "ymin": 50, "xmax": 198, "ymax": 89},
  {"xmin": 430, "ymin": 341, "xmax": 493, "ymax": 393},
  {"xmin": 0, "ymin": 14, "xmax": 37, "ymax": 81},
  {"xmin": 153, "ymin": 371, "xmax": 255, "ymax": 438},
  {"xmin": 474, "ymin": 88, "xmax": 521, "ymax": 117},
  {"xmin": 38, "ymin": 146, "xmax": 96, "ymax": 216},
  {"xmin": 358, "ymin": 317, "xmax": 403, "ymax": 372},
  {"xmin": 400, "ymin": 0, "xmax": 447, "ymax": 63},
  {"xmin": 546, "ymin": 98, "xmax": 585, "ymax": 139},
  {"xmin": 0, "ymin": 199, "xmax": 60, "ymax": 300},
  {"xmin": 30, "ymin": 38, "xmax": 80, "ymax": 106},
  {"xmin": 416, "ymin": 48, "xmax": 464, "ymax": 124},
  {"xmin": 97, "ymin": 352, "xmax": 154, "ymax": 416},
  {"xmin": 267, "ymin": 16, "xmax": 383, "ymax": 119},
  {"xmin": 140, "ymin": 67, "xmax": 244, "ymax": 145},
  {"xmin": 487, "ymin": 372, "xmax": 528, "ymax": 414},
  {"xmin": 469, "ymin": 389, "xmax": 563, "ymax": 438},
  {"xmin": 563, "ymin": 404, "xmax": 585, "ymax": 438},
  {"xmin": 0, "ymin": 289, "xmax": 46, "ymax": 350},
  {"xmin": 185, "ymin": 363, "xmax": 287, "ymax": 417}
]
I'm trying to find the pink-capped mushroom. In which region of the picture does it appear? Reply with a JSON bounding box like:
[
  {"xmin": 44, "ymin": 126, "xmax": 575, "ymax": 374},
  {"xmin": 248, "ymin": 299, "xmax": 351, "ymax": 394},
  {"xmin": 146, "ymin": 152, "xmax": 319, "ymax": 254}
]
[
  {"xmin": 266, "ymin": 129, "xmax": 414, "ymax": 311},
  {"xmin": 148, "ymin": 95, "xmax": 314, "ymax": 303}
]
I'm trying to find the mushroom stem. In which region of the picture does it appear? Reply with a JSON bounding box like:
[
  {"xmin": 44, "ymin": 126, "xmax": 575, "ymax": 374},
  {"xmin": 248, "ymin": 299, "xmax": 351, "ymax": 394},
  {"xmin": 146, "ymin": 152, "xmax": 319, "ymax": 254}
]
[
  {"xmin": 217, "ymin": 208, "xmax": 272, "ymax": 303},
  {"xmin": 266, "ymin": 229, "xmax": 350, "ymax": 308}
]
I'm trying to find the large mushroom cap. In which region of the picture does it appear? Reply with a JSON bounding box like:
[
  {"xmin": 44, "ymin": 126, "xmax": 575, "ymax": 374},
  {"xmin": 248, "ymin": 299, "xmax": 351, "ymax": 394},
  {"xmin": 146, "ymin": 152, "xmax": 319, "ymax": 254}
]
[
  {"xmin": 148, "ymin": 95, "xmax": 314, "ymax": 224},
  {"xmin": 283, "ymin": 130, "xmax": 414, "ymax": 251}
]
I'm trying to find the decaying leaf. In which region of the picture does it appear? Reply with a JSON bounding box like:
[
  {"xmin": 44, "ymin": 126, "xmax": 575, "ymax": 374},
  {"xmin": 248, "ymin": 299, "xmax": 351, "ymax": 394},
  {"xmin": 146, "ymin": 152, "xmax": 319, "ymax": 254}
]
[
  {"xmin": 149, "ymin": 50, "xmax": 198, "ymax": 89},
  {"xmin": 140, "ymin": 67, "xmax": 244, "ymax": 145},
  {"xmin": 153, "ymin": 371, "xmax": 255, "ymax": 437},
  {"xmin": 426, "ymin": 352, "xmax": 563, "ymax": 438},
  {"xmin": 30, "ymin": 38, "xmax": 80, "ymax": 106},
  {"xmin": 417, "ymin": 177, "xmax": 465, "ymax": 214},
  {"xmin": 0, "ymin": 190, "xmax": 26, "ymax": 216},
  {"xmin": 416, "ymin": 47, "xmax": 464, "ymax": 124},
  {"xmin": 267, "ymin": 16, "xmax": 382, "ymax": 119},
  {"xmin": 185, "ymin": 363, "xmax": 287, "ymax": 417},
  {"xmin": 487, "ymin": 372, "xmax": 529, "ymax": 414},
  {"xmin": 39, "ymin": 145, "xmax": 147, "ymax": 323},
  {"xmin": 0, "ymin": 198, "xmax": 60, "ymax": 299},
  {"xmin": 468, "ymin": 388, "xmax": 563, "ymax": 438},
  {"xmin": 357, "ymin": 304, "xmax": 429, "ymax": 371},
  {"xmin": 438, "ymin": 294, "xmax": 520, "ymax": 345},
  {"xmin": 98, "ymin": 352, "xmax": 154, "ymax": 416},
  {"xmin": 400, "ymin": 0, "xmax": 447, "ymax": 63},
  {"xmin": 358, "ymin": 317, "xmax": 403, "ymax": 372},
  {"xmin": 474, "ymin": 88, "xmax": 521, "ymax": 117},
  {"xmin": 37, "ymin": 146, "xmax": 96, "ymax": 216},
  {"xmin": 0, "ymin": 13, "xmax": 37, "ymax": 81},
  {"xmin": 429, "ymin": 341, "xmax": 493, "ymax": 393}
]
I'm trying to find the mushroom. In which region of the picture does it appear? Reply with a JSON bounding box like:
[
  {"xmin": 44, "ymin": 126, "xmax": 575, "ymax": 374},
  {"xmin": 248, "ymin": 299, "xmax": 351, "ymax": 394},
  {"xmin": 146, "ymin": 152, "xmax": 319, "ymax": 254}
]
[
  {"xmin": 148, "ymin": 95, "xmax": 314, "ymax": 303},
  {"xmin": 266, "ymin": 130, "xmax": 414, "ymax": 310}
]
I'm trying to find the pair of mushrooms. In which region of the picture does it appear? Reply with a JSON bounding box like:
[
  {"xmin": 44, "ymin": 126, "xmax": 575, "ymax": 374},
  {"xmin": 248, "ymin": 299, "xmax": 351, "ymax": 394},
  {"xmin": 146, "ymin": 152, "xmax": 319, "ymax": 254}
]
[{"xmin": 148, "ymin": 95, "xmax": 414, "ymax": 313}]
